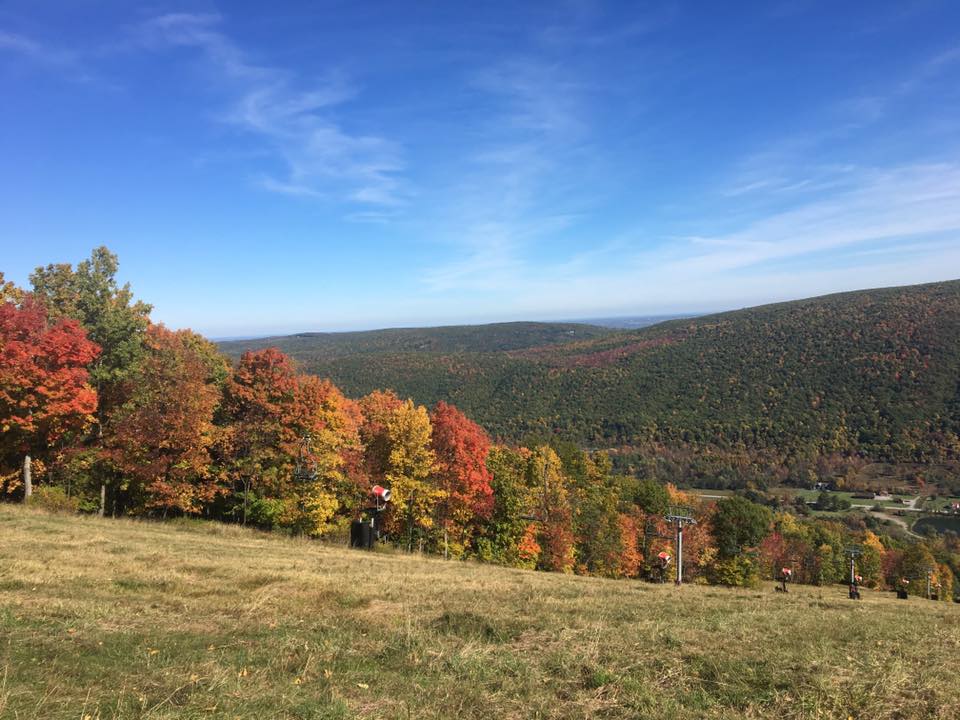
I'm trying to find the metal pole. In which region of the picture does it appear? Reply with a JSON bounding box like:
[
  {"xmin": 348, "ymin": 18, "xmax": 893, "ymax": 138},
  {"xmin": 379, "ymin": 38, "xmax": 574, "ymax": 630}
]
[
  {"xmin": 23, "ymin": 454, "xmax": 32, "ymax": 502},
  {"xmin": 676, "ymin": 520, "xmax": 684, "ymax": 585},
  {"xmin": 927, "ymin": 571, "xmax": 932, "ymax": 600},
  {"xmin": 850, "ymin": 556, "xmax": 855, "ymax": 584},
  {"xmin": 665, "ymin": 507, "xmax": 696, "ymax": 587}
]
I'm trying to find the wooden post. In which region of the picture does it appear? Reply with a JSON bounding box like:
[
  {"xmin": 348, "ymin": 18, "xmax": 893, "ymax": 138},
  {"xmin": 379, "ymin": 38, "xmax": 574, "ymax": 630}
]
[
  {"xmin": 23, "ymin": 454, "xmax": 32, "ymax": 502},
  {"xmin": 99, "ymin": 482, "xmax": 106, "ymax": 517}
]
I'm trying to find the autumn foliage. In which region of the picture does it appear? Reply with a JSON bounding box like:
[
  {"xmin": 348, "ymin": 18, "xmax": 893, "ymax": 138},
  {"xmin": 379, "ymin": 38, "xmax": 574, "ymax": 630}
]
[
  {"xmin": 2, "ymin": 248, "xmax": 959, "ymax": 597},
  {"xmin": 0, "ymin": 298, "xmax": 99, "ymax": 471},
  {"xmin": 107, "ymin": 325, "xmax": 225, "ymax": 514},
  {"xmin": 430, "ymin": 401, "xmax": 494, "ymax": 554}
]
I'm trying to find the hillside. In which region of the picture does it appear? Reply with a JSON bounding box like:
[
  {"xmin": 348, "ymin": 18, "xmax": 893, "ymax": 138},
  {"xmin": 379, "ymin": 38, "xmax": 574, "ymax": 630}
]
[
  {"xmin": 1, "ymin": 505, "xmax": 957, "ymax": 719},
  {"xmin": 220, "ymin": 281, "xmax": 960, "ymax": 483},
  {"xmin": 218, "ymin": 321, "xmax": 613, "ymax": 360}
]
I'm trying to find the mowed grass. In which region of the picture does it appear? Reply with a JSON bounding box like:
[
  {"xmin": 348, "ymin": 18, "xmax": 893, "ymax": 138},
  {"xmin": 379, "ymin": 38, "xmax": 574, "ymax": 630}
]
[{"xmin": 1, "ymin": 507, "xmax": 958, "ymax": 720}]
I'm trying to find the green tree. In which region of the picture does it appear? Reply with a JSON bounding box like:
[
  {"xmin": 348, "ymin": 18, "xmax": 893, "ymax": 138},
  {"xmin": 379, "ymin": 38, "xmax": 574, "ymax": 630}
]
[
  {"xmin": 712, "ymin": 496, "xmax": 772, "ymax": 559},
  {"xmin": 630, "ymin": 478, "xmax": 670, "ymax": 515},
  {"xmin": 899, "ymin": 543, "xmax": 938, "ymax": 597},
  {"xmin": 709, "ymin": 496, "xmax": 771, "ymax": 586},
  {"xmin": 570, "ymin": 451, "xmax": 624, "ymax": 577},
  {"xmin": 30, "ymin": 247, "xmax": 152, "ymax": 415},
  {"xmin": 476, "ymin": 446, "xmax": 535, "ymax": 568},
  {"xmin": 29, "ymin": 247, "xmax": 152, "ymax": 512}
]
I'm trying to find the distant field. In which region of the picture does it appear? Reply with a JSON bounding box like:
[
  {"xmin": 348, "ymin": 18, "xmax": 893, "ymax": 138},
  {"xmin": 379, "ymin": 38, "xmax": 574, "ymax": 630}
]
[
  {"xmin": 688, "ymin": 487, "xmax": 918, "ymax": 510},
  {"xmin": 1, "ymin": 506, "xmax": 958, "ymax": 719},
  {"xmin": 920, "ymin": 496, "xmax": 960, "ymax": 512},
  {"xmin": 570, "ymin": 314, "xmax": 694, "ymax": 329},
  {"xmin": 768, "ymin": 488, "xmax": 917, "ymax": 508},
  {"xmin": 685, "ymin": 488, "xmax": 735, "ymax": 498}
]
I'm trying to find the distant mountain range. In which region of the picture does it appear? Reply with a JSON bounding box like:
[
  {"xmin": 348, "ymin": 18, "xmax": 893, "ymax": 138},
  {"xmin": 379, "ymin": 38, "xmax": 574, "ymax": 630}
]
[
  {"xmin": 219, "ymin": 281, "xmax": 960, "ymax": 485},
  {"xmin": 569, "ymin": 313, "xmax": 696, "ymax": 329}
]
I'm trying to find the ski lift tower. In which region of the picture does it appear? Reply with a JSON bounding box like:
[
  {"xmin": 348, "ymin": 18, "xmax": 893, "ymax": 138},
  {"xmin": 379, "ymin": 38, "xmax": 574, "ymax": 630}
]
[
  {"xmin": 291, "ymin": 434, "xmax": 318, "ymax": 533},
  {"xmin": 844, "ymin": 545, "xmax": 863, "ymax": 599},
  {"xmin": 665, "ymin": 505, "xmax": 697, "ymax": 586},
  {"xmin": 292, "ymin": 434, "xmax": 318, "ymax": 484},
  {"xmin": 844, "ymin": 545, "xmax": 863, "ymax": 584}
]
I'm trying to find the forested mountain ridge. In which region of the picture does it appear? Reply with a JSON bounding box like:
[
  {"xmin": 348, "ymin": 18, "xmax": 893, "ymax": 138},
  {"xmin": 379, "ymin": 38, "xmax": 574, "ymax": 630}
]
[
  {"xmin": 218, "ymin": 321, "xmax": 612, "ymax": 359},
  {"xmin": 220, "ymin": 281, "xmax": 960, "ymax": 484}
]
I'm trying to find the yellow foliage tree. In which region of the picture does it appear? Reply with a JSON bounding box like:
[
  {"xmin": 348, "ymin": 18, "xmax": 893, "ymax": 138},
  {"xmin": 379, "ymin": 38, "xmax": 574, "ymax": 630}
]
[
  {"xmin": 279, "ymin": 375, "xmax": 361, "ymax": 536},
  {"xmin": 859, "ymin": 530, "xmax": 885, "ymax": 586},
  {"xmin": 936, "ymin": 562, "xmax": 954, "ymax": 602},
  {"xmin": 384, "ymin": 400, "xmax": 439, "ymax": 550}
]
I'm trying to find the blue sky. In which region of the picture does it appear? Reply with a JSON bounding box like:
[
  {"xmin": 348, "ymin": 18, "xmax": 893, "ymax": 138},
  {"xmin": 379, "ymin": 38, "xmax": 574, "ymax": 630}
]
[{"xmin": 2, "ymin": 1, "xmax": 959, "ymax": 337}]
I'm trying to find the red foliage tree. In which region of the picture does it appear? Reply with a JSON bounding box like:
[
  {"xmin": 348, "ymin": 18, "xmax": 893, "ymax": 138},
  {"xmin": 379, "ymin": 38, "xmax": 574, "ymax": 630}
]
[
  {"xmin": 0, "ymin": 297, "xmax": 99, "ymax": 491},
  {"xmin": 108, "ymin": 325, "xmax": 224, "ymax": 514},
  {"xmin": 221, "ymin": 348, "xmax": 301, "ymax": 503},
  {"xmin": 429, "ymin": 401, "xmax": 494, "ymax": 553}
]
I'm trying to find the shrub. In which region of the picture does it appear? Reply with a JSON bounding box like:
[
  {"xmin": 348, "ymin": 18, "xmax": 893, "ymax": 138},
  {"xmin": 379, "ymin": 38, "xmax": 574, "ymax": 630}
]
[
  {"xmin": 27, "ymin": 486, "xmax": 80, "ymax": 514},
  {"xmin": 230, "ymin": 493, "xmax": 285, "ymax": 529},
  {"xmin": 708, "ymin": 555, "xmax": 762, "ymax": 587}
]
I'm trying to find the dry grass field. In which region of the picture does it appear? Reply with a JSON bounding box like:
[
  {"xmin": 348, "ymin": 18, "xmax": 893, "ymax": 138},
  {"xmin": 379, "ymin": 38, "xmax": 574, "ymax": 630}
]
[{"xmin": 1, "ymin": 505, "xmax": 958, "ymax": 720}]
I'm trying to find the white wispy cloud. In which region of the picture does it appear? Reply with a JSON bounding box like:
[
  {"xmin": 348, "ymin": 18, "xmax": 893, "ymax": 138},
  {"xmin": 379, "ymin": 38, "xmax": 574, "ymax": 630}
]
[
  {"xmin": 420, "ymin": 53, "xmax": 593, "ymax": 290},
  {"xmin": 723, "ymin": 44, "xmax": 960, "ymax": 207},
  {"xmin": 674, "ymin": 163, "xmax": 960, "ymax": 274},
  {"xmin": 0, "ymin": 30, "xmax": 78, "ymax": 65},
  {"xmin": 412, "ymin": 158, "xmax": 960, "ymax": 321},
  {"xmin": 139, "ymin": 13, "xmax": 406, "ymax": 209},
  {"xmin": 416, "ymin": 1, "xmax": 685, "ymax": 299},
  {"xmin": 474, "ymin": 59, "xmax": 584, "ymax": 136},
  {"xmin": 0, "ymin": 30, "xmax": 42, "ymax": 55},
  {"xmin": 0, "ymin": 28, "xmax": 115, "ymax": 87},
  {"xmin": 366, "ymin": 16, "xmax": 960, "ymax": 318}
]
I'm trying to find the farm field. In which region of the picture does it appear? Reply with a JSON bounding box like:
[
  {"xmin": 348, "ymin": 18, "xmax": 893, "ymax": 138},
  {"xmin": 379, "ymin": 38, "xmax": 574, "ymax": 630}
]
[
  {"xmin": 919, "ymin": 496, "xmax": 960, "ymax": 512},
  {"xmin": 770, "ymin": 489, "xmax": 917, "ymax": 508},
  {"xmin": 1, "ymin": 506, "xmax": 959, "ymax": 720},
  {"xmin": 687, "ymin": 487, "xmax": 919, "ymax": 510},
  {"xmin": 687, "ymin": 487, "xmax": 932, "ymax": 535}
]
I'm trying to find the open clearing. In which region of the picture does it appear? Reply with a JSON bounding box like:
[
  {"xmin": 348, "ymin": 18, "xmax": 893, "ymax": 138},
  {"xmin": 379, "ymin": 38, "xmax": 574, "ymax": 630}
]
[{"xmin": 1, "ymin": 506, "xmax": 958, "ymax": 720}]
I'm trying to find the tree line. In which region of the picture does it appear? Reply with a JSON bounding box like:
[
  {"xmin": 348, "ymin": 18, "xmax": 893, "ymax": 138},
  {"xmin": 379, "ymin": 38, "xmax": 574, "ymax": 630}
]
[{"xmin": 1, "ymin": 248, "xmax": 957, "ymax": 597}]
